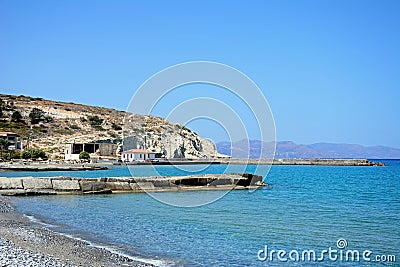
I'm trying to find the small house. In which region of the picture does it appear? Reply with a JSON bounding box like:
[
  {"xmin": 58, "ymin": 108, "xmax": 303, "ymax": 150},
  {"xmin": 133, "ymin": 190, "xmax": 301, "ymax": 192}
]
[{"xmin": 121, "ymin": 149, "xmax": 156, "ymax": 162}]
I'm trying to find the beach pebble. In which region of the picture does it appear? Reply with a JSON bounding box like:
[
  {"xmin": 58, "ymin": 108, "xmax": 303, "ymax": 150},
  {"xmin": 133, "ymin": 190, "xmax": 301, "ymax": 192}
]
[
  {"xmin": 0, "ymin": 197, "xmax": 154, "ymax": 267},
  {"xmin": 0, "ymin": 237, "xmax": 75, "ymax": 267},
  {"xmin": 0, "ymin": 197, "xmax": 14, "ymax": 213}
]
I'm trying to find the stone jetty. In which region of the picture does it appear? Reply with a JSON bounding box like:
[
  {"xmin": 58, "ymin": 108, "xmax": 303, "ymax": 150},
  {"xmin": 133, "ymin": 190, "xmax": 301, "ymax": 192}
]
[{"xmin": 0, "ymin": 173, "xmax": 264, "ymax": 196}]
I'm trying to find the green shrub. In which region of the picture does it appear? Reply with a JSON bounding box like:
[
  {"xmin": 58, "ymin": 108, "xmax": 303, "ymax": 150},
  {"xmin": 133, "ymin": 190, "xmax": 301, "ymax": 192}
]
[
  {"xmin": 0, "ymin": 139, "xmax": 11, "ymax": 150},
  {"xmin": 4, "ymin": 150, "xmax": 21, "ymax": 160},
  {"xmin": 29, "ymin": 108, "xmax": 53, "ymax": 124},
  {"xmin": 0, "ymin": 151, "xmax": 18, "ymax": 161},
  {"xmin": 79, "ymin": 151, "xmax": 90, "ymax": 160},
  {"xmin": 21, "ymin": 149, "xmax": 47, "ymax": 160},
  {"xmin": 88, "ymin": 116, "xmax": 103, "ymax": 126},
  {"xmin": 0, "ymin": 121, "xmax": 27, "ymax": 130},
  {"xmin": 11, "ymin": 111, "xmax": 23, "ymax": 122},
  {"xmin": 111, "ymin": 123, "xmax": 122, "ymax": 131},
  {"xmin": 29, "ymin": 108, "xmax": 45, "ymax": 124}
]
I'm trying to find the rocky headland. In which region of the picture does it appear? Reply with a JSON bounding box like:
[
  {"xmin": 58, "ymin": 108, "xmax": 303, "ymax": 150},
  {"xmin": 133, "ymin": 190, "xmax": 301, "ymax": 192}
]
[{"xmin": 0, "ymin": 93, "xmax": 222, "ymax": 160}]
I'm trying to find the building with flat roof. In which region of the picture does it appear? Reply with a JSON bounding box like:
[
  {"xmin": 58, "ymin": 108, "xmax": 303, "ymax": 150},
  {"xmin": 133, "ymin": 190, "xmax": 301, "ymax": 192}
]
[
  {"xmin": 64, "ymin": 142, "xmax": 117, "ymax": 160},
  {"xmin": 0, "ymin": 132, "xmax": 23, "ymax": 150},
  {"xmin": 121, "ymin": 149, "xmax": 156, "ymax": 162}
]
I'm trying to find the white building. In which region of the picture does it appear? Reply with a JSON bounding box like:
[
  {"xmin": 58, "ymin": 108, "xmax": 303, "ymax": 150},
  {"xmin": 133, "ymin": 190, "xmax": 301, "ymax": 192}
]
[
  {"xmin": 121, "ymin": 149, "xmax": 156, "ymax": 162},
  {"xmin": 64, "ymin": 143, "xmax": 117, "ymax": 160}
]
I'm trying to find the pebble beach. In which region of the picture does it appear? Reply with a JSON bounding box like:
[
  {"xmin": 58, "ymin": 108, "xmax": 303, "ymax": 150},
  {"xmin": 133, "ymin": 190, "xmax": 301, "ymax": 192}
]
[{"xmin": 0, "ymin": 197, "xmax": 154, "ymax": 267}]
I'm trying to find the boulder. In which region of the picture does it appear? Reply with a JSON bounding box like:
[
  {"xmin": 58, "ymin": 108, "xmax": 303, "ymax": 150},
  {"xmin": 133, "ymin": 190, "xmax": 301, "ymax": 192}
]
[
  {"xmin": 80, "ymin": 182, "xmax": 106, "ymax": 192},
  {"xmin": 136, "ymin": 182, "xmax": 155, "ymax": 190},
  {"xmin": 0, "ymin": 178, "xmax": 23, "ymax": 189},
  {"xmin": 52, "ymin": 180, "xmax": 80, "ymax": 190},
  {"xmin": 22, "ymin": 178, "xmax": 52, "ymax": 189},
  {"xmin": 106, "ymin": 177, "xmax": 131, "ymax": 183},
  {"xmin": 129, "ymin": 183, "xmax": 141, "ymax": 191},
  {"xmin": 105, "ymin": 182, "xmax": 131, "ymax": 191},
  {"xmin": 151, "ymin": 180, "xmax": 171, "ymax": 188}
]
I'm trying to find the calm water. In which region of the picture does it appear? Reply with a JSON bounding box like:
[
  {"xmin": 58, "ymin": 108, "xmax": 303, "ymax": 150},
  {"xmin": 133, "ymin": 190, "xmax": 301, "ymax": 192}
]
[
  {"xmin": 1, "ymin": 164, "xmax": 264, "ymax": 178},
  {"xmin": 9, "ymin": 160, "xmax": 400, "ymax": 266}
]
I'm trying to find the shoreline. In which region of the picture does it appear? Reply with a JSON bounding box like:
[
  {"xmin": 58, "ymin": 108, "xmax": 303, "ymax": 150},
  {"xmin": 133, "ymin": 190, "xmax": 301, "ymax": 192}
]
[{"xmin": 0, "ymin": 196, "xmax": 158, "ymax": 267}]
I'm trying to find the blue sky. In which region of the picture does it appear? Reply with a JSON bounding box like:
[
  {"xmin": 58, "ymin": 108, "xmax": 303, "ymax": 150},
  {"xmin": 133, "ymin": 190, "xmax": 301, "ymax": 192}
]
[{"xmin": 1, "ymin": 0, "xmax": 399, "ymax": 147}]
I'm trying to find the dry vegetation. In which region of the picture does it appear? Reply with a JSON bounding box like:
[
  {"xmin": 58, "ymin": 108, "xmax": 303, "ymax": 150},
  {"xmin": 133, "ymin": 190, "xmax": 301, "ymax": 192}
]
[{"xmin": 0, "ymin": 94, "xmax": 220, "ymax": 159}]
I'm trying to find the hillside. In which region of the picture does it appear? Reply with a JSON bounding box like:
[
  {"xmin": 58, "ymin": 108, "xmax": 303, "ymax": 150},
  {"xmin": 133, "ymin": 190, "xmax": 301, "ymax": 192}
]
[
  {"xmin": 216, "ymin": 140, "xmax": 400, "ymax": 159},
  {"xmin": 0, "ymin": 93, "xmax": 220, "ymax": 159}
]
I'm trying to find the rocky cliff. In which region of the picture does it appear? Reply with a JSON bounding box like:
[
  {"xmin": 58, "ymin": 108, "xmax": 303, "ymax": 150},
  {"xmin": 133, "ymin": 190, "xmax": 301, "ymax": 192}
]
[
  {"xmin": 0, "ymin": 94, "xmax": 220, "ymax": 159},
  {"xmin": 123, "ymin": 114, "xmax": 217, "ymax": 159}
]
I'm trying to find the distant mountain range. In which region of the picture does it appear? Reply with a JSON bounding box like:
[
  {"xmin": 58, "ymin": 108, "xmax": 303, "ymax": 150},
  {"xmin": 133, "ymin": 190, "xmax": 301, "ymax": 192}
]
[{"xmin": 216, "ymin": 140, "xmax": 400, "ymax": 159}]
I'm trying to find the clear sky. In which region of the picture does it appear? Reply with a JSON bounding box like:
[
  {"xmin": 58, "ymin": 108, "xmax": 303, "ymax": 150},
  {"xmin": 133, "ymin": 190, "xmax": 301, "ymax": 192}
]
[{"xmin": 1, "ymin": 0, "xmax": 399, "ymax": 148}]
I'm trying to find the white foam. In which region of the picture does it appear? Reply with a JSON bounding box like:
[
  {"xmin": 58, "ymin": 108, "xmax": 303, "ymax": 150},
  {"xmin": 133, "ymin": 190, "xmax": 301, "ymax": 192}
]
[
  {"xmin": 24, "ymin": 214, "xmax": 174, "ymax": 267},
  {"xmin": 24, "ymin": 214, "xmax": 54, "ymax": 228}
]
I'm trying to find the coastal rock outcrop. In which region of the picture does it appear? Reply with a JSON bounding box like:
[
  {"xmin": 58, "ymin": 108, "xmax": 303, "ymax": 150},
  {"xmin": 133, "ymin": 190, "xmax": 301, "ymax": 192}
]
[{"xmin": 123, "ymin": 114, "xmax": 222, "ymax": 159}]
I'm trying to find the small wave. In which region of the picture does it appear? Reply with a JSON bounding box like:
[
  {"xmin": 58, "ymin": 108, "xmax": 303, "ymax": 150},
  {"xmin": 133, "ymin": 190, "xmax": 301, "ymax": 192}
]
[
  {"xmin": 24, "ymin": 213, "xmax": 175, "ymax": 267},
  {"xmin": 23, "ymin": 214, "xmax": 54, "ymax": 228}
]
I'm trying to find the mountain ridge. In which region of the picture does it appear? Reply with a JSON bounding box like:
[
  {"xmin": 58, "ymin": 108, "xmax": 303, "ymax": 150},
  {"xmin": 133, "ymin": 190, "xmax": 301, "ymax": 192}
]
[{"xmin": 216, "ymin": 140, "xmax": 400, "ymax": 159}]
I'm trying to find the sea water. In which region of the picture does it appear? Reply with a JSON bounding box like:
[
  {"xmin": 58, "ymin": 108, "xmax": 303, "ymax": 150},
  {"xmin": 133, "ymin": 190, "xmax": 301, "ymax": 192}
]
[{"xmin": 9, "ymin": 161, "xmax": 400, "ymax": 266}]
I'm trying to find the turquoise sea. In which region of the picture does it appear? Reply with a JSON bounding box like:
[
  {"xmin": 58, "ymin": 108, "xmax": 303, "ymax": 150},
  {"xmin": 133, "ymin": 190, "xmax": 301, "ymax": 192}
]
[{"xmin": 7, "ymin": 160, "xmax": 400, "ymax": 266}]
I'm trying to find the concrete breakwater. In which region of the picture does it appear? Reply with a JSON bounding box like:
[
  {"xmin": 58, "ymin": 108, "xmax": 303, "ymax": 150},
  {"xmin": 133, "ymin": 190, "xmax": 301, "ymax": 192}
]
[
  {"xmin": 119, "ymin": 158, "xmax": 385, "ymax": 166},
  {"xmin": 222, "ymin": 158, "xmax": 386, "ymax": 166},
  {"xmin": 0, "ymin": 159, "xmax": 384, "ymax": 172},
  {"xmin": 0, "ymin": 173, "xmax": 264, "ymax": 196},
  {"xmin": 0, "ymin": 164, "xmax": 108, "ymax": 172}
]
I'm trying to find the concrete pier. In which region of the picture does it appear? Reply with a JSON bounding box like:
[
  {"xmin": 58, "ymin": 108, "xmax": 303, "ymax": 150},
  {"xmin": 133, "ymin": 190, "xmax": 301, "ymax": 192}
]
[{"xmin": 0, "ymin": 173, "xmax": 265, "ymax": 196}]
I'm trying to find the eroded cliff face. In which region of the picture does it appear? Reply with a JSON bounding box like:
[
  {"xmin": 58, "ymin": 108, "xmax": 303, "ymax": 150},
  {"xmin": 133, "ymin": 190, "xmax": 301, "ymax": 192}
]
[
  {"xmin": 124, "ymin": 114, "xmax": 219, "ymax": 159},
  {"xmin": 0, "ymin": 94, "xmax": 221, "ymax": 159}
]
